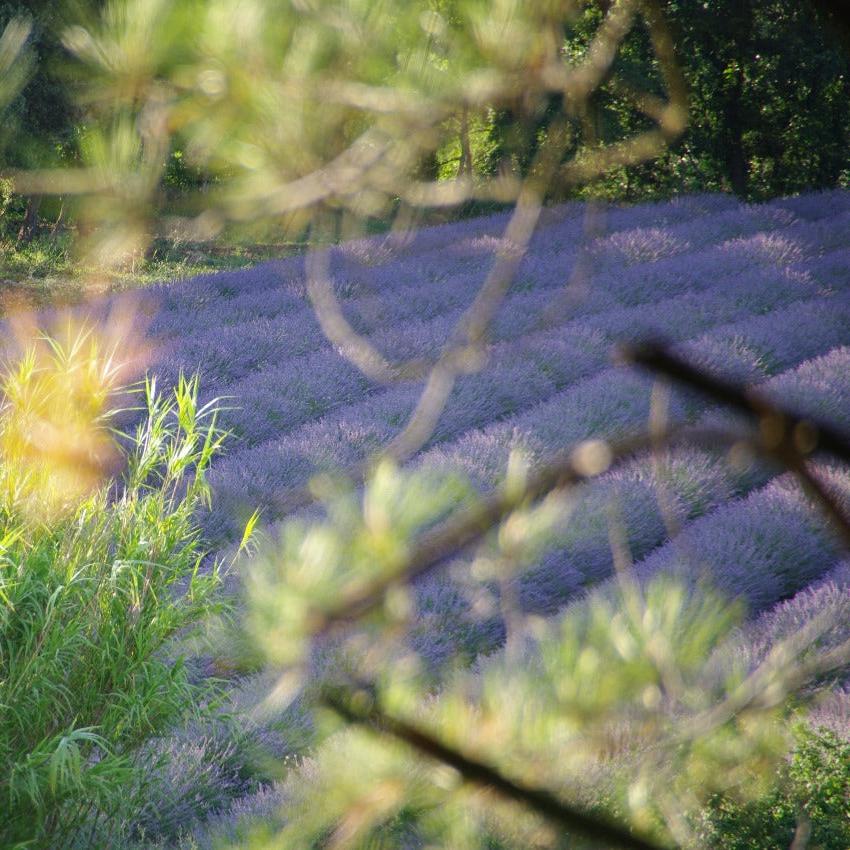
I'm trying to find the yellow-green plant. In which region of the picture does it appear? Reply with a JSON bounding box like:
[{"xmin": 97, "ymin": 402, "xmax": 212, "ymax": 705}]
[{"xmin": 0, "ymin": 327, "xmax": 231, "ymax": 848}]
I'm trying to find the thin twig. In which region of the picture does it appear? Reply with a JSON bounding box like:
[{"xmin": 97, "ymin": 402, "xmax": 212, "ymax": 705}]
[
  {"xmin": 302, "ymin": 0, "xmax": 688, "ymax": 463},
  {"xmin": 286, "ymin": 340, "xmax": 850, "ymax": 637},
  {"xmin": 679, "ymin": 588, "xmax": 850, "ymax": 742},
  {"xmin": 781, "ymin": 452, "xmax": 850, "ymax": 551}
]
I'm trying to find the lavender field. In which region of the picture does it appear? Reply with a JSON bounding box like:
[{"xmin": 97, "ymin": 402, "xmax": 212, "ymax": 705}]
[{"xmin": 95, "ymin": 189, "xmax": 850, "ymax": 843}]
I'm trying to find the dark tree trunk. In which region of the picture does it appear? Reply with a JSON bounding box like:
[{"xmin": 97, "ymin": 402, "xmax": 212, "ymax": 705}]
[
  {"xmin": 458, "ymin": 108, "xmax": 473, "ymax": 178},
  {"xmin": 17, "ymin": 196, "xmax": 42, "ymax": 243},
  {"xmin": 417, "ymin": 149, "xmax": 440, "ymax": 182},
  {"xmin": 487, "ymin": 107, "xmax": 515, "ymax": 177},
  {"xmin": 724, "ymin": 68, "xmax": 749, "ymax": 197}
]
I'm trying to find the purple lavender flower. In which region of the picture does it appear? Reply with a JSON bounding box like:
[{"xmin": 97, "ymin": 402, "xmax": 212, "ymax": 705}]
[{"xmin": 101, "ymin": 188, "xmax": 850, "ymax": 841}]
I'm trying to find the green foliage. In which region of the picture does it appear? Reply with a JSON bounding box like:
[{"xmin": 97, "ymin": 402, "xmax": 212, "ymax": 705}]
[
  {"xmin": 701, "ymin": 725, "xmax": 850, "ymax": 849},
  {"xmin": 6, "ymin": 0, "xmax": 849, "ymax": 272},
  {"xmin": 245, "ymin": 459, "xmax": 473, "ymax": 671},
  {"xmin": 0, "ymin": 232, "xmax": 290, "ymax": 308},
  {"xmin": 579, "ymin": 1, "xmax": 850, "ymax": 201},
  {"xmin": 0, "ymin": 336, "xmax": 230, "ymax": 848},
  {"xmin": 164, "ymin": 148, "xmax": 214, "ymax": 194},
  {"xmin": 0, "ymin": 176, "xmax": 13, "ymax": 217},
  {"xmin": 42, "ymin": 0, "xmax": 688, "ymax": 267},
  {"xmin": 0, "ymin": 231, "xmax": 76, "ymax": 280},
  {"xmin": 459, "ymin": 1, "xmax": 850, "ymax": 202},
  {"xmin": 661, "ymin": 0, "xmax": 850, "ymax": 199},
  {"xmin": 0, "ymin": 0, "xmax": 80, "ymax": 165},
  {"xmin": 232, "ymin": 460, "xmax": 810, "ymax": 849},
  {"xmin": 1, "ymin": 0, "xmax": 849, "ymax": 266}
]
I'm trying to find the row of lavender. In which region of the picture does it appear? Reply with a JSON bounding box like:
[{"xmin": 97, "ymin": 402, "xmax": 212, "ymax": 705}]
[
  {"xmin": 400, "ymin": 341, "xmax": 850, "ymax": 667},
  {"xmin": 160, "ymin": 337, "xmax": 850, "ymax": 844},
  {"xmin": 190, "ymin": 324, "xmax": 850, "ymax": 848},
  {"xmin": 202, "ymin": 271, "xmax": 850, "ymax": 539},
  {"xmin": 147, "ymin": 189, "xmax": 850, "ymax": 681},
  {"xmin": 115, "ymin": 189, "xmax": 850, "ymax": 844},
  {"xmin": 185, "ymin": 201, "xmax": 850, "ymax": 542},
  {"xmin": 145, "ymin": 190, "xmax": 844, "ymax": 402}
]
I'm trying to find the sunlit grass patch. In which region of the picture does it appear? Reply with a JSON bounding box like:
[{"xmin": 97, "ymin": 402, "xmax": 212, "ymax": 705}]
[
  {"xmin": 0, "ymin": 232, "xmax": 304, "ymax": 309},
  {"xmin": 0, "ymin": 320, "xmax": 235, "ymax": 848}
]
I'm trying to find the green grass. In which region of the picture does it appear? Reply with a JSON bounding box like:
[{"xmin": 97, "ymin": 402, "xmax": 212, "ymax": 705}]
[
  {"xmin": 0, "ymin": 330, "xmax": 238, "ymax": 848},
  {"xmin": 0, "ymin": 232, "xmax": 307, "ymax": 308},
  {"xmin": 0, "ymin": 196, "xmax": 514, "ymax": 309}
]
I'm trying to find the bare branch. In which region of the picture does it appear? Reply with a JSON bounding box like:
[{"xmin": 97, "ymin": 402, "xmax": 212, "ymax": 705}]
[
  {"xmin": 640, "ymin": 0, "xmax": 690, "ymax": 138},
  {"xmin": 380, "ymin": 360, "xmax": 458, "ymax": 461},
  {"xmin": 254, "ymin": 130, "xmax": 396, "ymax": 217},
  {"xmin": 305, "ymin": 338, "xmax": 850, "ymax": 638},
  {"xmin": 381, "ymin": 2, "xmax": 687, "ymax": 456},
  {"xmin": 549, "ymin": 0, "xmax": 642, "ymax": 104},
  {"xmin": 303, "ymin": 116, "xmax": 572, "ymax": 465},
  {"xmin": 379, "ymin": 119, "xmax": 576, "ymax": 462},
  {"xmin": 306, "ymin": 246, "xmax": 431, "ymax": 383},
  {"xmin": 8, "ymin": 167, "xmax": 123, "ymax": 196},
  {"xmin": 624, "ymin": 341, "xmax": 850, "ymax": 551},
  {"xmin": 622, "ymin": 342, "xmax": 850, "ymax": 471},
  {"xmin": 302, "ymin": 0, "xmax": 688, "ymax": 462},
  {"xmin": 781, "ymin": 453, "xmax": 850, "ymax": 552},
  {"xmin": 395, "ymin": 171, "xmax": 522, "ymax": 207}
]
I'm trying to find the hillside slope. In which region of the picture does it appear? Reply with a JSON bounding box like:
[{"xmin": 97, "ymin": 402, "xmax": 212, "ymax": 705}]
[{"xmin": 107, "ymin": 189, "xmax": 850, "ymax": 843}]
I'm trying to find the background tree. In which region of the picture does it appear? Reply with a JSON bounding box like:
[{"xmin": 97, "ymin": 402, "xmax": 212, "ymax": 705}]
[
  {"xmin": 0, "ymin": 1, "xmax": 83, "ymax": 240},
  {"xmin": 666, "ymin": 0, "xmax": 850, "ymax": 199},
  {"xmin": 468, "ymin": 0, "xmax": 850, "ymax": 201}
]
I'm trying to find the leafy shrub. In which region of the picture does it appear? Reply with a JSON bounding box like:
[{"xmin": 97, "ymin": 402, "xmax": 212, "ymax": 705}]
[
  {"xmin": 0, "ymin": 176, "xmax": 14, "ymax": 221},
  {"xmin": 0, "ymin": 329, "xmax": 231, "ymax": 848},
  {"xmin": 701, "ymin": 725, "xmax": 850, "ymax": 849}
]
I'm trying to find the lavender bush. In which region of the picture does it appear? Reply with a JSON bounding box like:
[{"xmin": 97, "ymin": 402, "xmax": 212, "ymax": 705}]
[{"xmin": 61, "ymin": 188, "xmax": 850, "ymax": 845}]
